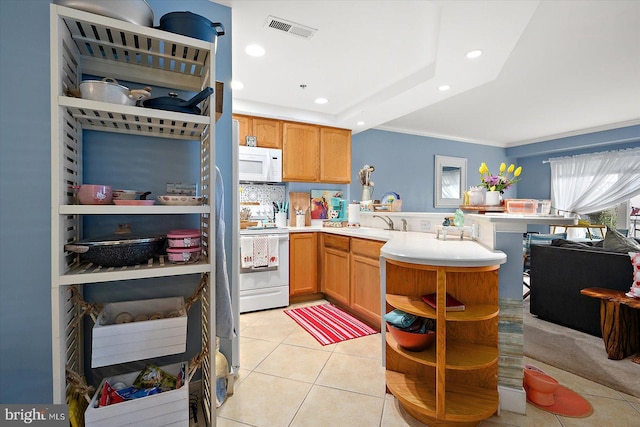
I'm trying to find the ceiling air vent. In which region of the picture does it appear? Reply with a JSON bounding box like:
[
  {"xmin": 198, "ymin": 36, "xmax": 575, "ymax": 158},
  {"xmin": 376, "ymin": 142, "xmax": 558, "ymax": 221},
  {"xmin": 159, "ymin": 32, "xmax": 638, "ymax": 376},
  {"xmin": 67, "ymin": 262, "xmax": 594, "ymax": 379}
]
[{"xmin": 265, "ymin": 15, "xmax": 317, "ymax": 39}]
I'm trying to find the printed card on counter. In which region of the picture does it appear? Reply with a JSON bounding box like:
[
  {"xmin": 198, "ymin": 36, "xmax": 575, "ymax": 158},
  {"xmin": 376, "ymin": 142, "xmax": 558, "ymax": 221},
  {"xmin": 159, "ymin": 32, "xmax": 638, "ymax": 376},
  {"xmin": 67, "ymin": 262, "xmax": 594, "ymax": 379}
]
[{"xmin": 421, "ymin": 293, "xmax": 465, "ymax": 312}]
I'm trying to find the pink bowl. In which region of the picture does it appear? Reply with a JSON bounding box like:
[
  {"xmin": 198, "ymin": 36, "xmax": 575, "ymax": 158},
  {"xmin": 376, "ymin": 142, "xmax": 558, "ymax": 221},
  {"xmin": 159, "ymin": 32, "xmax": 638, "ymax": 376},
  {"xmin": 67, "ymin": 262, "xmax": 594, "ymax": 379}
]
[
  {"xmin": 386, "ymin": 322, "xmax": 435, "ymax": 352},
  {"xmin": 167, "ymin": 229, "xmax": 201, "ymax": 248},
  {"xmin": 166, "ymin": 246, "xmax": 201, "ymax": 264},
  {"xmin": 77, "ymin": 185, "xmax": 112, "ymax": 205}
]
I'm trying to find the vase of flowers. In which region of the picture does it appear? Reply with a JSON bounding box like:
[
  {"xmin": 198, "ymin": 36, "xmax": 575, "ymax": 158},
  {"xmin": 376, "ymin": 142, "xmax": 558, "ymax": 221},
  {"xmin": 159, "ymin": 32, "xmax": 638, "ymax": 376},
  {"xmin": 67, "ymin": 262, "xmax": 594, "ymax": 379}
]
[
  {"xmin": 479, "ymin": 162, "xmax": 522, "ymax": 206},
  {"xmin": 484, "ymin": 190, "xmax": 500, "ymax": 206}
]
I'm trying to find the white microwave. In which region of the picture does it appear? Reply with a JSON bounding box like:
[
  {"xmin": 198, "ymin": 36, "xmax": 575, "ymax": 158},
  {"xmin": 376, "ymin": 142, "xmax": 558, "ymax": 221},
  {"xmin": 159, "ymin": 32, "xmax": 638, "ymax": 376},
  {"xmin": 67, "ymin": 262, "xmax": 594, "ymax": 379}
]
[{"xmin": 238, "ymin": 146, "xmax": 282, "ymax": 182}]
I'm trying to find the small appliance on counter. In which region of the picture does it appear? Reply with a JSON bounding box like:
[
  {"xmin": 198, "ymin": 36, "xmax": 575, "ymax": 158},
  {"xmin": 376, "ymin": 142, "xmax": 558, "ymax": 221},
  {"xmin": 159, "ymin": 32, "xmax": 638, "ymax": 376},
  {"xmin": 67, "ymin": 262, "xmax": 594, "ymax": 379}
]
[
  {"xmin": 323, "ymin": 197, "xmax": 348, "ymax": 227},
  {"xmin": 329, "ymin": 197, "xmax": 347, "ymax": 221}
]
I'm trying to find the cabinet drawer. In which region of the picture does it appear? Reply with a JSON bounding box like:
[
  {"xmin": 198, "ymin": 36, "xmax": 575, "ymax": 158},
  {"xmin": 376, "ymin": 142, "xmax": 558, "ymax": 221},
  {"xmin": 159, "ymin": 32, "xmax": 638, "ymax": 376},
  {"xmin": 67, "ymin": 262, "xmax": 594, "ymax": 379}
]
[
  {"xmin": 351, "ymin": 238, "xmax": 384, "ymax": 259},
  {"xmin": 323, "ymin": 234, "xmax": 350, "ymax": 251}
]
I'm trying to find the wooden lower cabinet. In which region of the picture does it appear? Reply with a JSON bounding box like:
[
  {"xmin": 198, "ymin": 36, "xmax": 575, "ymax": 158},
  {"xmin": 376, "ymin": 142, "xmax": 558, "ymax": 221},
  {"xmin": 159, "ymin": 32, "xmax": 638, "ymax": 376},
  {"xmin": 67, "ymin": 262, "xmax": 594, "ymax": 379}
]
[
  {"xmin": 322, "ymin": 247, "xmax": 350, "ymax": 306},
  {"xmin": 350, "ymin": 238, "xmax": 384, "ymax": 326},
  {"xmin": 319, "ymin": 235, "xmax": 384, "ymax": 329},
  {"xmin": 289, "ymin": 232, "xmax": 318, "ymax": 296},
  {"xmin": 321, "ymin": 234, "xmax": 350, "ymax": 306},
  {"xmin": 384, "ymin": 259, "xmax": 500, "ymax": 426}
]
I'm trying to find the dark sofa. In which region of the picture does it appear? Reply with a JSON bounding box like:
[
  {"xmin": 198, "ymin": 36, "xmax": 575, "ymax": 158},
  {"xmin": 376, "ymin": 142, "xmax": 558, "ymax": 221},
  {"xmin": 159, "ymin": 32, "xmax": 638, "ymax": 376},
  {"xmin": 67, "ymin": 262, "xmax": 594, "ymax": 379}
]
[{"xmin": 529, "ymin": 240, "xmax": 637, "ymax": 337}]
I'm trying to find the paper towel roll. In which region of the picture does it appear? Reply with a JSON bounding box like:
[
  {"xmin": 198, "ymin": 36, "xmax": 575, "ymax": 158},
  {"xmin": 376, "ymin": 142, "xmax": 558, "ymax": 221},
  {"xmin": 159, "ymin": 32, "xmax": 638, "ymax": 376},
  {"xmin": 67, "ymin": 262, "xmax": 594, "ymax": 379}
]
[{"xmin": 348, "ymin": 203, "xmax": 360, "ymax": 224}]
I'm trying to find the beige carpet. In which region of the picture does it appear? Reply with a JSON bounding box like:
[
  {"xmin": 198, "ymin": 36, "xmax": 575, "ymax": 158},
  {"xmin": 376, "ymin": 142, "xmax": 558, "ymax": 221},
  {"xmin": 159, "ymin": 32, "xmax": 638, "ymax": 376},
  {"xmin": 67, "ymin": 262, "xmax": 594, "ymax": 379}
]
[{"xmin": 523, "ymin": 298, "xmax": 640, "ymax": 398}]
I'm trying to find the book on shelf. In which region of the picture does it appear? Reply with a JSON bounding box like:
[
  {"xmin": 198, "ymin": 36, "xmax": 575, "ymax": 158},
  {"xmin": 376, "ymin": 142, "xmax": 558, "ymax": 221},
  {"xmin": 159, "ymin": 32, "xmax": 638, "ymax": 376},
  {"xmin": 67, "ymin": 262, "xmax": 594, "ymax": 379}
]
[{"xmin": 421, "ymin": 293, "xmax": 465, "ymax": 312}]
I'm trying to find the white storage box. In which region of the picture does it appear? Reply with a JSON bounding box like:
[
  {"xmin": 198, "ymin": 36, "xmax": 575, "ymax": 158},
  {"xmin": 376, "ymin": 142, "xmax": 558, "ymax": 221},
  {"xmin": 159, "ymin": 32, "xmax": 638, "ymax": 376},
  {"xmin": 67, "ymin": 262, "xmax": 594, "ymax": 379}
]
[
  {"xmin": 92, "ymin": 297, "xmax": 187, "ymax": 368},
  {"xmin": 85, "ymin": 362, "xmax": 188, "ymax": 427}
]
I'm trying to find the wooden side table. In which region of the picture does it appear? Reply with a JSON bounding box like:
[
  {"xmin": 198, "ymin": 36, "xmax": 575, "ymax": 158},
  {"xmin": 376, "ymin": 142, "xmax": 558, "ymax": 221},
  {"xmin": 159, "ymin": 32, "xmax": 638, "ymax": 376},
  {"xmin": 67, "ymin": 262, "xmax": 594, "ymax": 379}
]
[
  {"xmin": 551, "ymin": 224, "xmax": 606, "ymax": 239},
  {"xmin": 580, "ymin": 287, "xmax": 640, "ymax": 361}
]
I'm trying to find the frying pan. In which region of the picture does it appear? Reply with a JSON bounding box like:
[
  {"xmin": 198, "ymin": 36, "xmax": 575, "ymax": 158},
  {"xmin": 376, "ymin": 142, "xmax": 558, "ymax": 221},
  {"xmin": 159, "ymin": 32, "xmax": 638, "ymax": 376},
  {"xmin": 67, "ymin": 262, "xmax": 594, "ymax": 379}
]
[{"xmin": 143, "ymin": 87, "xmax": 213, "ymax": 115}]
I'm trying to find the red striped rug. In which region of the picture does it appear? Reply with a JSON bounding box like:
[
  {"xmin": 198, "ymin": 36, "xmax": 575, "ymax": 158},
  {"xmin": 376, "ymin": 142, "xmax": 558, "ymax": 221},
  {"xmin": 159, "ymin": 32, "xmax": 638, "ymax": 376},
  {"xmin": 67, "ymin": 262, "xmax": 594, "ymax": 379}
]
[{"xmin": 284, "ymin": 303, "xmax": 377, "ymax": 345}]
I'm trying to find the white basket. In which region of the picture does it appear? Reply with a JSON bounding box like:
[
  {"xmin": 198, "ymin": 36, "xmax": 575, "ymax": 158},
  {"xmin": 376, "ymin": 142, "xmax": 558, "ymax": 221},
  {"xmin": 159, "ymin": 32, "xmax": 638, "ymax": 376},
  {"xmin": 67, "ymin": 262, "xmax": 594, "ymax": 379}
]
[
  {"xmin": 85, "ymin": 362, "xmax": 188, "ymax": 427},
  {"xmin": 92, "ymin": 297, "xmax": 187, "ymax": 368}
]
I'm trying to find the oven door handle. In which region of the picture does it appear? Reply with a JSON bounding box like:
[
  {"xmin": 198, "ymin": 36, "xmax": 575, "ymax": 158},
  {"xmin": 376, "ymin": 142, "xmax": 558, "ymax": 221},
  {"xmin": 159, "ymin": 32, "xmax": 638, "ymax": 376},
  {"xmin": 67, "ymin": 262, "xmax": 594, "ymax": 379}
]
[{"xmin": 240, "ymin": 264, "xmax": 279, "ymax": 273}]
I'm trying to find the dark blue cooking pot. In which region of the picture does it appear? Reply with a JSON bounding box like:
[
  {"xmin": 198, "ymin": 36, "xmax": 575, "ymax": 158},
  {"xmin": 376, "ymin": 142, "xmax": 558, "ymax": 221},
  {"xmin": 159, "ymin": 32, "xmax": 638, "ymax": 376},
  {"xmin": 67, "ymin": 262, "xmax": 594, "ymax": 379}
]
[{"xmin": 158, "ymin": 12, "xmax": 225, "ymax": 43}]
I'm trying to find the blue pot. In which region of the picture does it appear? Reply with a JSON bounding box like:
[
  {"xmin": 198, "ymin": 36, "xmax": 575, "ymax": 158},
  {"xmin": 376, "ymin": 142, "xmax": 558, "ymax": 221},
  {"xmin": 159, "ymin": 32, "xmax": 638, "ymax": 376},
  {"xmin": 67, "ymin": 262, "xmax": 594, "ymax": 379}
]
[{"xmin": 158, "ymin": 12, "xmax": 225, "ymax": 43}]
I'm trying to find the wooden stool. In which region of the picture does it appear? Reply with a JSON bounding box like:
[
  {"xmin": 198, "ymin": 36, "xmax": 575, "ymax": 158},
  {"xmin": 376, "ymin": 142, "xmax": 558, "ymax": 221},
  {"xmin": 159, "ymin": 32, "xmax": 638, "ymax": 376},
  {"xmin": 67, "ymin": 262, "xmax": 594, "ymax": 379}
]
[{"xmin": 580, "ymin": 288, "xmax": 640, "ymax": 360}]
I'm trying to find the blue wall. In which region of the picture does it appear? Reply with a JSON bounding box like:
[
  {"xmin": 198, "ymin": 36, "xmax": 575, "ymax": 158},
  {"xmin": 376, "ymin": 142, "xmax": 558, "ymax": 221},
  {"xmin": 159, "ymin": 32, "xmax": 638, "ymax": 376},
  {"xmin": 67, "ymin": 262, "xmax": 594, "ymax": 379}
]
[
  {"xmin": 351, "ymin": 129, "xmax": 508, "ymax": 211},
  {"xmin": 350, "ymin": 126, "xmax": 640, "ymax": 214},
  {"xmin": 0, "ymin": 0, "xmax": 231, "ymax": 403}
]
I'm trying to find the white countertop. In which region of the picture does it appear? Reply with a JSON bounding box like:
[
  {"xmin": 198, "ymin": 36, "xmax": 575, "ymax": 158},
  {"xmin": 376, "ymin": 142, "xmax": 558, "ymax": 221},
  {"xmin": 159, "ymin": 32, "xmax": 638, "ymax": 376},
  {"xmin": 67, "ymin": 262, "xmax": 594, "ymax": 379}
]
[
  {"xmin": 468, "ymin": 213, "xmax": 577, "ymax": 226},
  {"xmin": 283, "ymin": 225, "xmax": 506, "ymax": 267},
  {"xmin": 244, "ymin": 213, "xmax": 574, "ymax": 267},
  {"xmin": 380, "ymin": 232, "xmax": 506, "ymax": 267}
]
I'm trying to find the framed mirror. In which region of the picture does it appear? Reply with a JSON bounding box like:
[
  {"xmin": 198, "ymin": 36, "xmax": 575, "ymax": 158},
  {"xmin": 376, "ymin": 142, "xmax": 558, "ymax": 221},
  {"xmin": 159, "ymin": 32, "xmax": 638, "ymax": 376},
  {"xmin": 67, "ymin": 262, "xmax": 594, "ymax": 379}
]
[{"xmin": 434, "ymin": 155, "xmax": 467, "ymax": 208}]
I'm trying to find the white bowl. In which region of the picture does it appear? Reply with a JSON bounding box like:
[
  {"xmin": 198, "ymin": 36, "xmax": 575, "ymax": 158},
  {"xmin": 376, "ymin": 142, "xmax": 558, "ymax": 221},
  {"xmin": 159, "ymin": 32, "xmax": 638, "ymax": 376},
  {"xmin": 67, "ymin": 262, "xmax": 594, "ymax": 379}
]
[
  {"xmin": 157, "ymin": 195, "xmax": 204, "ymax": 206},
  {"xmin": 113, "ymin": 189, "xmax": 145, "ymax": 200}
]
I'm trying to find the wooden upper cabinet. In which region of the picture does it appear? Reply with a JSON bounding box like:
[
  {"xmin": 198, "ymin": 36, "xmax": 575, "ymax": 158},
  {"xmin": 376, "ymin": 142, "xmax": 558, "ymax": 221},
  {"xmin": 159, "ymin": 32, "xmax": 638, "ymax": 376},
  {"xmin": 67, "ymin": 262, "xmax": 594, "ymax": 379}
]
[
  {"xmin": 234, "ymin": 115, "xmax": 282, "ymax": 148},
  {"xmin": 320, "ymin": 127, "xmax": 352, "ymax": 183},
  {"xmin": 234, "ymin": 115, "xmax": 252, "ymax": 146},
  {"xmin": 236, "ymin": 115, "xmax": 352, "ymax": 183},
  {"xmin": 282, "ymin": 122, "xmax": 320, "ymax": 182},
  {"xmin": 252, "ymin": 117, "xmax": 282, "ymax": 149}
]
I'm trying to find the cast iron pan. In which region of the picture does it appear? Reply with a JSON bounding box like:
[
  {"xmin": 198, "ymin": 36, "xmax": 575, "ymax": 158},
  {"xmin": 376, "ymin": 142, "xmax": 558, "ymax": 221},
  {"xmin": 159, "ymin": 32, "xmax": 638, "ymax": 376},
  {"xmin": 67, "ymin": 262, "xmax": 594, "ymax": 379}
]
[{"xmin": 143, "ymin": 87, "xmax": 213, "ymax": 115}]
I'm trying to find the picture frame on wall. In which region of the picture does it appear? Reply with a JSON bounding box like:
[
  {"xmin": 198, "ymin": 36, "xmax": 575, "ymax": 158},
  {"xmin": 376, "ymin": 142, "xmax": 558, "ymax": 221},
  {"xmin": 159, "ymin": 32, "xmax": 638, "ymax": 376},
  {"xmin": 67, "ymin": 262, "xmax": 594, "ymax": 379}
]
[{"xmin": 310, "ymin": 190, "xmax": 343, "ymax": 219}]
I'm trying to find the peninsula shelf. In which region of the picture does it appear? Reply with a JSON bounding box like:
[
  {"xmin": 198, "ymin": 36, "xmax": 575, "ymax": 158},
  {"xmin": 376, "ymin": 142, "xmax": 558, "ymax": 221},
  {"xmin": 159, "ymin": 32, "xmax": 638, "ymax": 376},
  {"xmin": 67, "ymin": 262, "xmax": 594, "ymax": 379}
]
[{"xmin": 383, "ymin": 258, "xmax": 501, "ymax": 426}]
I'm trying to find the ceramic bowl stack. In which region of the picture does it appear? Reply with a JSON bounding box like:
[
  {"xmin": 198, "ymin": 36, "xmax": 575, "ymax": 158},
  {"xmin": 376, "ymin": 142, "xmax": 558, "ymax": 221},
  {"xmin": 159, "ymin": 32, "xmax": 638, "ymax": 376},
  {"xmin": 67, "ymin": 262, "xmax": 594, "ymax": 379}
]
[
  {"xmin": 166, "ymin": 229, "xmax": 201, "ymax": 264},
  {"xmin": 384, "ymin": 309, "xmax": 435, "ymax": 352}
]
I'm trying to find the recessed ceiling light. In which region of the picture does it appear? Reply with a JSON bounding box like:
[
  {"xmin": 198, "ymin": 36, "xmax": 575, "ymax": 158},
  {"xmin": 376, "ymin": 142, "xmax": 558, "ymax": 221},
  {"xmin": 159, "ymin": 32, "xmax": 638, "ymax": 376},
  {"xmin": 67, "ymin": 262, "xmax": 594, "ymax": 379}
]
[
  {"xmin": 438, "ymin": 85, "xmax": 451, "ymax": 91},
  {"xmin": 230, "ymin": 81, "xmax": 244, "ymax": 90},
  {"xmin": 245, "ymin": 44, "xmax": 265, "ymax": 57},
  {"xmin": 357, "ymin": 121, "xmax": 365, "ymax": 126},
  {"xmin": 466, "ymin": 50, "xmax": 482, "ymax": 59},
  {"xmin": 315, "ymin": 97, "xmax": 328, "ymax": 105}
]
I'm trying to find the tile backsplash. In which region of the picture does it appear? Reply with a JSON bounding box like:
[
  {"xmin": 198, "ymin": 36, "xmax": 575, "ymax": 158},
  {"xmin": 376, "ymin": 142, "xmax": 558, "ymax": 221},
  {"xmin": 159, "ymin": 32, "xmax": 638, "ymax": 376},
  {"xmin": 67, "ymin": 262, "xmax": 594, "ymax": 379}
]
[{"xmin": 239, "ymin": 184, "xmax": 286, "ymax": 205}]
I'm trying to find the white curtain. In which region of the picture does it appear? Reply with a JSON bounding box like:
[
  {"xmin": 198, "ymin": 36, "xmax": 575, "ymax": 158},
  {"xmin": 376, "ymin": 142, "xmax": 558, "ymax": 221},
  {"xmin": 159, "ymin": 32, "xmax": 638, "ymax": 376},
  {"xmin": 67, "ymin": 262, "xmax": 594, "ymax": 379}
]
[{"xmin": 549, "ymin": 147, "xmax": 640, "ymax": 215}]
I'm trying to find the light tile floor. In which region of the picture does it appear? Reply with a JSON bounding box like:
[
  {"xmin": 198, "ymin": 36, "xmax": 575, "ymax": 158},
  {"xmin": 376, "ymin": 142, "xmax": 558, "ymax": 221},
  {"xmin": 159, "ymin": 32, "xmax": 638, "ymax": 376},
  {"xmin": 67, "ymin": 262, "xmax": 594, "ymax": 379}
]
[{"xmin": 216, "ymin": 299, "xmax": 640, "ymax": 427}]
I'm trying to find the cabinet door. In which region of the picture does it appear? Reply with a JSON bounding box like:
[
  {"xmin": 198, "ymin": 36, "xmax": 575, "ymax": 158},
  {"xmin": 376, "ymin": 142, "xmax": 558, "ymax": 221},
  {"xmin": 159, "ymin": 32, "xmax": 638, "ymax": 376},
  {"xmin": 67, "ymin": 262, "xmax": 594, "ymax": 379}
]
[
  {"xmin": 289, "ymin": 233, "xmax": 318, "ymax": 296},
  {"xmin": 320, "ymin": 127, "xmax": 352, "ymax": 183},
  {"xmin": 253, "ymin": 117, "xmax": 282, "ymax": 149},
  {"xmin": 350, "ymin": 238, "xmax": 383, "ymax": 326},
  {"xmin": 282, "ymin": 122, "xmax": 319, "ymax": 182},
  {"xmin": 350, "ymin": 253, "xmax": 382, "ymax": 326},
  {"xmin": 234, "ymin": 115, "xmax": 253, "ymax": 146},
  {"xmin": 323, "ymin": 247, "xmax": 350, "ymax": 306}
]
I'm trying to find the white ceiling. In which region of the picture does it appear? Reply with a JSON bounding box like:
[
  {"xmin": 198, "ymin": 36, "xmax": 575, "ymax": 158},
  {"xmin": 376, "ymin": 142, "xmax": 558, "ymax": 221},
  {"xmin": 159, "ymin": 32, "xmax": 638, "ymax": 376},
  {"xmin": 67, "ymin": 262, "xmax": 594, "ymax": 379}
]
[{"xmin": 215, "ymin": 0, "xmax": 640, "ymax": 147}]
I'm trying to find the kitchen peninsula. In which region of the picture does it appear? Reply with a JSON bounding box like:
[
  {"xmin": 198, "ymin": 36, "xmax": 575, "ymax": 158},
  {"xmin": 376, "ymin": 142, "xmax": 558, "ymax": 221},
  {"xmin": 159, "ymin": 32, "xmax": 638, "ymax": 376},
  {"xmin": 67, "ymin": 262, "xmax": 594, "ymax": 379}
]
[
  {"xmin": 286, "ymin": 211, "xmax": 575, "ymax": 424},
  {"xmin": 380, "ymin": 231, "xmax": 505, "ymax": 426}
]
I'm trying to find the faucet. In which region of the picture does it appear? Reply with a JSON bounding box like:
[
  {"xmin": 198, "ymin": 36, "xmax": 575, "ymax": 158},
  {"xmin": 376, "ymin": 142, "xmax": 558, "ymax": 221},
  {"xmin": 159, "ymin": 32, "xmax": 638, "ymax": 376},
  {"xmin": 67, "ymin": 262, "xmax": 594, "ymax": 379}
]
[
  {"xmin": 401, "ymin": 218, "xmax": 408, "ymax": 232},
  {"xmin": 373, "ymin": 215, "xmax": 395, "ymax": 230}
]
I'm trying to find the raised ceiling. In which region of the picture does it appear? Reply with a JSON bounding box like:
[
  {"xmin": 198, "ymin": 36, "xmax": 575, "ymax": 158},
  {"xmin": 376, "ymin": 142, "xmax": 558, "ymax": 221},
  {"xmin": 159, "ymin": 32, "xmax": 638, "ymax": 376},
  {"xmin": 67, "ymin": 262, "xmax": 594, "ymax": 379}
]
[{"xmin": 215, "ymin": 0, "xmax": 640, "ymax": 147}]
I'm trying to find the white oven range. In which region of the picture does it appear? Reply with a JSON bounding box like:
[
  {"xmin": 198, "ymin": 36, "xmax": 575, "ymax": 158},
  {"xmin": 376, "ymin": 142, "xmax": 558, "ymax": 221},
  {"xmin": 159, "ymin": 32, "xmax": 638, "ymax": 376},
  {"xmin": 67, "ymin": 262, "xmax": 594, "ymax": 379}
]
[{"xmin": 239, "ymin": 227, "xmax": 289, "ymax": 313}]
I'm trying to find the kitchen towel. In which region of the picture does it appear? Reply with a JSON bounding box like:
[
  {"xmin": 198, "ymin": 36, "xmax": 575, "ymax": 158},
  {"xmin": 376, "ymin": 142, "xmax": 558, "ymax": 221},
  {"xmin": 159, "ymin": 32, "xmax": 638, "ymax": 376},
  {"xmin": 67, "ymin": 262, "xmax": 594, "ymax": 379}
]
[
  {"xmin": 240, "ymin": 236, "xmax": 254, "ymax": 268},
  {"xmin": 267, "ymin": 235, "xmax": 279, "ymax": 267},
  {"xmin": 253, "ymin": 236, "xmax": 269, "ymax": 267}
]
